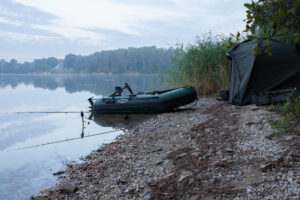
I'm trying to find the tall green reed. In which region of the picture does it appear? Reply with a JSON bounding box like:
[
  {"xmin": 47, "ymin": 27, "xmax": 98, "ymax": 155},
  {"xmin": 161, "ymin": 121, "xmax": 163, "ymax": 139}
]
[{"xmin": 163, "ymin": 33, "xmax": 234, "ymax": 96}]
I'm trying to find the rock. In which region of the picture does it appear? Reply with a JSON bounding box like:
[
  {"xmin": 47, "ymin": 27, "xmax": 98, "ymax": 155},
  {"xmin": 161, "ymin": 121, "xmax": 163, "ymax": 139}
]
[
  {"xmin": 56, "ymin": 183, "xmax": 78, "ymax": 194},
  {"xmin": 189, "ymin": 194, "xmax": 200, "ymax": 200},
  {"xmin": 155, "ymin": 161, "xmax": 163, "ymax": 165},
  {"xmin": 177, "ymin": 153, "xmax": 187, "ymax": 158},
  {"xmin": 53, "ymin": 170, "xmax": 65, "ymax": 176},
  {"xmin": 124, "ymin": 187, "xmax": 135, "ymax": 194},
  {"xmin": 143, "ymin": 194, "xmax": 151, "ymax": 200},
  {"xmin": 148, "ymin": 148, "xmax": 162, "ymax": 154},
  {"xmin": 178, "ymin": 170, "xmax": 192, "ymax": 183},
  {"xmin": 117, "ymin": 179, "xmax": 127, "ymax": 185},
  {"xmin": 246, "ymin": 187, "xmax": 252, "ymax": 193},
  {"xmin": 225, "ymin": 147, "xmax": 234, "ymax": 153}
]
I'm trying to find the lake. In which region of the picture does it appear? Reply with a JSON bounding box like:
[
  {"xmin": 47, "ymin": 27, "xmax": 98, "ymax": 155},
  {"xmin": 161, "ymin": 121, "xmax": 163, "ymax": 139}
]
[{"xmin": 0, "ymin": 74, "xmax": 162, "ymax": 200}]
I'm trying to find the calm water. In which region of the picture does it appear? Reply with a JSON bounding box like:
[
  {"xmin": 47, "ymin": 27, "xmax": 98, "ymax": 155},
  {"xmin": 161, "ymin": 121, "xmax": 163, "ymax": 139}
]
[{"xmin": 0, "ymin": 74, "xmax": 161, "ymax": 200}]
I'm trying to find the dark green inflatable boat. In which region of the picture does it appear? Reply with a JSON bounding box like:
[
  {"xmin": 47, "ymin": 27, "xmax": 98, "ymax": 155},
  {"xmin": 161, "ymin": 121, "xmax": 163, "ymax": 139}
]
[{"xmin": 89, "ymin": 83, "xmax": 197, "ymax": 114}]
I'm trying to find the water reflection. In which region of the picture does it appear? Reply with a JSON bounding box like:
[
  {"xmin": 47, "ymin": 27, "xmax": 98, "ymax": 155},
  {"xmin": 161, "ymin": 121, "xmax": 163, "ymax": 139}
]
[
  {"xmin": 93, "ymin": 113, "xmax": 156, "ymax": 130},
  {"xmin": 0, "ymin": 113, "xmax": 57, "ymax": 151},
  {"xmin": 0, "ymin": 74, "xmax": 163, "ymax": 95},
  {"xmin": 81, "ymin": 111, "xmax": 85, "ymax": 138},
  {"xmin": 0, "ymin": 74, "xmax": 163, "ymax": 200}
]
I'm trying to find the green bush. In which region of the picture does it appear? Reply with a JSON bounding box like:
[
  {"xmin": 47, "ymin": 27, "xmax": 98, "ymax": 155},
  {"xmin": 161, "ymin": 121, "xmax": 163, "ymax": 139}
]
[
  {"xmin": 270, "ymin": 93, "xmax": 300, "ymax": 134},
  {"xmin": 283, "ymin": 93, "xmax": 300, "ymax": 116}
]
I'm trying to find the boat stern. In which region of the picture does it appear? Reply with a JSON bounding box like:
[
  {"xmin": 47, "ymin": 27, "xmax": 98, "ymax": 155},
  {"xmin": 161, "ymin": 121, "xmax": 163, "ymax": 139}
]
[{"xmin": 88, "ymin": 97, "xmax": 94, "ymax": 110}]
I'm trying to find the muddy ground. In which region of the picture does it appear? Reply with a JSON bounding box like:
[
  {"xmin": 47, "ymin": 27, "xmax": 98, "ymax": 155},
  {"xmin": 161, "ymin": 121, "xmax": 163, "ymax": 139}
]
[{"xmin": 33, "ymin": 98, "xmax": 299, "ymax": 200}]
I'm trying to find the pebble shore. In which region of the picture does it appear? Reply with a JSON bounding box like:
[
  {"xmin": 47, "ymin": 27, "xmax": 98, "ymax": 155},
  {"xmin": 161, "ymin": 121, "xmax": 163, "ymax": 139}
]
[{"xmin": 32, "ymin": 98, "xmax": 299, "ymax": 199}]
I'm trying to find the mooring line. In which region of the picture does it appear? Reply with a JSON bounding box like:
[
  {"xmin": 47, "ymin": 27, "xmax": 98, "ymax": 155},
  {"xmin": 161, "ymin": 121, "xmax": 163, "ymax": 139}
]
[{"xmin": 7, "ymin": 129, "xmax": 122, "ymax": 151}]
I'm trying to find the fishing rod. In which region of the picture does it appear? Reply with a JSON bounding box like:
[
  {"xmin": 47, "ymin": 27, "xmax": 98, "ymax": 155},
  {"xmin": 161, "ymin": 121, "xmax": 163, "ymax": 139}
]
[
  {"xmin": 13, "ymin": 111, "xmax": 90, "ymax": 114},
  {"xmin": 8, "ymin": 129, "xmax": 122, "ymax": 151}
]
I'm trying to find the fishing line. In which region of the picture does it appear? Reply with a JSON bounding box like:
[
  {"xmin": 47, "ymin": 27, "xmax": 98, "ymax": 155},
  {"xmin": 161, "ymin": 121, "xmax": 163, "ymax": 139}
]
[{"xmin": 7, "ymin": 129, "xmax": 122, "ymax": 151}]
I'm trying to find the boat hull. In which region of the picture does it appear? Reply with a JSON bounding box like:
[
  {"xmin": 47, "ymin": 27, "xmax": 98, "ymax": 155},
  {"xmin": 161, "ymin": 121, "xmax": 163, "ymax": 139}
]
[{"xmin": 92, "ymin": 86, "xmax": 197, "ymax": 114}]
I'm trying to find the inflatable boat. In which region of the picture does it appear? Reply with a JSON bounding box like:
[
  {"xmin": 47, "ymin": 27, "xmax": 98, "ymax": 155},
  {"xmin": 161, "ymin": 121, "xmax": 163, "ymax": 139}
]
[{"xmin": 89, "ymin": 83, "xmax": 197, "ymax": 114}]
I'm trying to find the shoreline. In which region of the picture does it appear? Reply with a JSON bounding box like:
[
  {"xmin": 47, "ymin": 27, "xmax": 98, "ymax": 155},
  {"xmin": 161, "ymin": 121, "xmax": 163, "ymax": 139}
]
[
  {"xmin": 0, "ymin": 72, "xmax": 150, "ymax": 75},
  {"xmin": 32, "ymin": 98, "xmax": 299, "ymax": 199}
]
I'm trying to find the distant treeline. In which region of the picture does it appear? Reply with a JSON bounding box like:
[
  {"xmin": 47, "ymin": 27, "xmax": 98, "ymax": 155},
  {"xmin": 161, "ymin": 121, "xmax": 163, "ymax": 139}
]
[{"xmin": 0, "ymin": 46, "xmax": 173, "ymax": 74}]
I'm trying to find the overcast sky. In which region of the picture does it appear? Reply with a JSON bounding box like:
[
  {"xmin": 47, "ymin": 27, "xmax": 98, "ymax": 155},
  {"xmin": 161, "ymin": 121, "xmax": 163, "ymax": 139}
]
[{"xmin": 0, "ymin": 0, "xmax": 250, "ymax": 62}]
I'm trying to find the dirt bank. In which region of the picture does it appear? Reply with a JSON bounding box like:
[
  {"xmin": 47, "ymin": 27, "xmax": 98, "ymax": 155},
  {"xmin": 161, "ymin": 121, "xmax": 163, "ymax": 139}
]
[{"xmin": 32, "ymin": 98, "xmax": 299, "ymax": 199}]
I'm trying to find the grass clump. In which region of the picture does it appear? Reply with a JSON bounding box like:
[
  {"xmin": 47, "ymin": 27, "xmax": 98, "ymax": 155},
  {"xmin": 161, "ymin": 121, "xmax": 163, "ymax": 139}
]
[
  {"xmin": 162, "ymin": 33, "xmax": 235, "ymax": 96},
  {"xmin": 270, "ymin": 93, "xmax": 300, "ymax": 134}
]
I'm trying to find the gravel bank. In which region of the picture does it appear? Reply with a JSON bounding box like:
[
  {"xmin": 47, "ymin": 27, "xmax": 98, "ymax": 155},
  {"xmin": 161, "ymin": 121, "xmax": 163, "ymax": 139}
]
[{"xmin": 32, "ymin": 98, "xmax": 299, "ymax": 199}]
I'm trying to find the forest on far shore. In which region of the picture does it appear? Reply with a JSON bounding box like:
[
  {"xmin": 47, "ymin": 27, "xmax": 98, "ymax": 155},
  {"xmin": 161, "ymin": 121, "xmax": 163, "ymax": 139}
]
[{"xmin": 0, "ymin": 46, "xmax": 173, "ymax": 74}]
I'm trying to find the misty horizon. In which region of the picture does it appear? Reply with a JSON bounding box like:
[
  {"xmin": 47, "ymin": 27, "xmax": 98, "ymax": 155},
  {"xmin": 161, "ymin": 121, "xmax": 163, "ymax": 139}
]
[{"xmin": 0, "ymin": 0, "xmax": 250, "ymax": 62}]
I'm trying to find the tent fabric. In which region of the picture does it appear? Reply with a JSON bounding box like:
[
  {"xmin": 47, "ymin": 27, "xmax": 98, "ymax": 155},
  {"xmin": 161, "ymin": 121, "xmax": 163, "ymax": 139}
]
[{"xmin": 227, "ymin": 39, "xmax": 300, "ymax": 105}]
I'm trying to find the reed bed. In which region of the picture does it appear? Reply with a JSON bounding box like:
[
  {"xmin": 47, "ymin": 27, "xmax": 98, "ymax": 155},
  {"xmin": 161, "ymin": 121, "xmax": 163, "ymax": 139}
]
[{"xmin": 163, "ymin": 34, "xmax": 233, "ymax": 96}]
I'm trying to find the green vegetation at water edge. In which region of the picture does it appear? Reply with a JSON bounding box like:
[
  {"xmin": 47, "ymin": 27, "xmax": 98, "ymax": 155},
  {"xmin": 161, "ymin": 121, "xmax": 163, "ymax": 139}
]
[
  {"xmin": 270, "ymin": 93, "xmax": 300, "ymax": 134},
  {"xmin": 162, "ymin": 34, "xmax": 234, "ymax": 96},
  {"xmin": 163, "ymin": 0, "xmax": 300, "ymax": 95}
]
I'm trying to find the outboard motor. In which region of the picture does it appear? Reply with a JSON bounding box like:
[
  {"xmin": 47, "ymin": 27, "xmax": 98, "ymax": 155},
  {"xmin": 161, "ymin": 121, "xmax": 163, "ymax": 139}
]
[
  {"xmin": 88, "ymin": 97, "xmax": 94, "ymax": 109},
  {"xmin": 114, "ymin": 86, "xmax": 123, "ymax": 96},
  {"xmin": 110, "ymin": 83, "xmax": 134, "ymax": 98},
  {"xmin": 110, "ymin": 86, "xmax": 123, "ymax": 98},
  {"xmin": 124, "ymin": 83, "xmax": 133, "ymax": 95}
]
